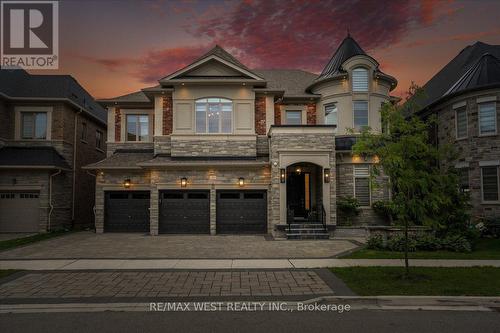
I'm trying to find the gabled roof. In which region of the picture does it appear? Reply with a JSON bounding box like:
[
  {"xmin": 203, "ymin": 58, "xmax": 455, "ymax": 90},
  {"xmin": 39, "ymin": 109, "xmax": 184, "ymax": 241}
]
[
  {"xmin": 0, "ymin": 146, "xmax": 70, "ymax": 170},
  {"xmin": 253, "ymin": 69, "xmax": 319, "ymax": 98},
  {"xmin": 97, "ymin": 90, "xmax": 152, "ymax": 105},
  {"xmin": 417, "ymin": 41, "xmax": 500, "ymax": 110},
  {"xmin": 0, "ymin": 69, "xmax": 106, "ymax": 124},
  {"xmin": 316, "ymin": 34, "xmax": 367, "ymax": 82},
  {"xmin": 159, "ymin": 45, "xmax": 265, "ymax": 82},
  {"xmin": 443, "ymin": 53, "xmax": 500, "ymax": 97}
]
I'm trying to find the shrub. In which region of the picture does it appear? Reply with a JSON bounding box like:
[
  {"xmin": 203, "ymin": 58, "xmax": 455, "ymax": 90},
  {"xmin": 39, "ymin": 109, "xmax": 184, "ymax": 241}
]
[
  {"xmin": 372, "ymin": 200, "xmax": 395, "ymax": 223},
  {"xmin": 337, "ymin": 196, "xmax": 360, "ymax": 225},
  {"xmin": 415, "ymin": 233, "xmax": 442, "ymax": 251},
  {"xmin": 441, "ymin": 235, "xmax": 472, "ymax": 252},
  {"xmin": 366, "ymin": 234, "xmax": 385, "ymax": 250},
  {"xmin": 387, "ymin": 234, "xmax": 417, "ymax": 252},
  {"xmin": 481, "ymin": 217, "xmax": 500, "ymax": 238}
]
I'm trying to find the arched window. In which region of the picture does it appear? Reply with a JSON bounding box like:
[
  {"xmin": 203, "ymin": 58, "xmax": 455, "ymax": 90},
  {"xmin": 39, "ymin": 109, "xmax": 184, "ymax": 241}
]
[
  {"xmin": 195, "ymin": 98, "xmax": 233, "ymax": 133},
  {"xmin": 352, "ymin": 67, "xmax": 369, "ymax": 92}
]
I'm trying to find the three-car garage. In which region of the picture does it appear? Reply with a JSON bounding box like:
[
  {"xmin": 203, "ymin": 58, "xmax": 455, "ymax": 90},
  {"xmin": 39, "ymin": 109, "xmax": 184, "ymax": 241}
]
[{"xmin": 103, "ymin": 189, "xmax": 267, "ymax": 234}]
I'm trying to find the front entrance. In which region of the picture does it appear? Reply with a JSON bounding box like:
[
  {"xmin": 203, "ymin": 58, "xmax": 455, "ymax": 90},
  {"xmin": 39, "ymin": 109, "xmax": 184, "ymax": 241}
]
[{"xmin": 286, "ymin": 163, "xmax": 323, "ymax": 220}]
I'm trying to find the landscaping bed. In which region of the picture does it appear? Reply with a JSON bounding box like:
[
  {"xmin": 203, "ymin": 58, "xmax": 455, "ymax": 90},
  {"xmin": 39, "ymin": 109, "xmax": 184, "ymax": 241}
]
[
  {"xmin": 330, "ymin": 267, "xmax": 500, "ymax": 296},
  {"xmin": 0, "ymin": 230, "xmax": 73, "ymax": 251}
]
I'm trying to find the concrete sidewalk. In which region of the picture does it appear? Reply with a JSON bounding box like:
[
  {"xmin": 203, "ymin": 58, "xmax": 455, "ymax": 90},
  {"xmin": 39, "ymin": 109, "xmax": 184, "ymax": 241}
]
[{"xmin": 1, "ymin": 258, "xmax": 500, "ymax": 270}]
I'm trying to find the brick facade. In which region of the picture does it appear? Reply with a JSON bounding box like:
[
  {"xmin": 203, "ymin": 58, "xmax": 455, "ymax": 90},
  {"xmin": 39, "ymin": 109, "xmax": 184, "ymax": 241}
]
[
  {"xmin": 162, "ymin": 94, "xmax": 173, "ymax": 135},
  {"xmin": 307, "ymin": 103, "xmax": 317, "ymax": 125},
  {"xmin": 255, "ymin": 96, "xmax": 266, "ymax": 135},
  {"xmin": 114, "ymin": 107, "xmax": 121, "ymax": 141},
  {"xmin": 274, "ymin": 103, "xmax": 282, "ymax": 125}
]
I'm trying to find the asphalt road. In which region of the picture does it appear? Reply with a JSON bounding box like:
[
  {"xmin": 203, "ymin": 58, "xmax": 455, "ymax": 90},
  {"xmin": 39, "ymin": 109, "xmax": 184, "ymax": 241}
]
[{"xmin": 1, "ymin": 310, "xmax": 500, "ymax": 333}]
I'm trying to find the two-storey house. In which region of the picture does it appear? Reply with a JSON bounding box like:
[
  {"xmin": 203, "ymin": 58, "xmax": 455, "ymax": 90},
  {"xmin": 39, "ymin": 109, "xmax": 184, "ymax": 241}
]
[
  {"xmin": 85, "ymin": 35, "xmax": 397, "ymax": 238},
  {"xmin": 0, "ymin": 69, "xmax": 107, "ymax": 232},
  {"xmin": 416, "ymin": 41, "xmax": 500, "ymax": 219}
]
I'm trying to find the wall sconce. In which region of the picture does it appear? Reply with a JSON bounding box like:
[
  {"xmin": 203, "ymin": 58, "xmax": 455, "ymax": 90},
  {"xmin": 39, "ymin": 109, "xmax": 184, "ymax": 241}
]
[
  {"xmin": 295, "ymin": 167, "xmax": 302, "ymax": 175},
  {"xmin": 123, "ymin": 179, "xmax": 131, "ymax": 188},
  {"xmin": 324, "ymin": 169, "xmax": 330, "ymax": 183},
  {"xmin": 238, "ymin": 177, "xmax": 245, "ymax": 187},
  {"xmin": 280, "ymin": 169, "xmax": 286, "ymax": 183},
  {"xmin": 180, "ymin": 177, "xmax": 187, "ymax": 187}
]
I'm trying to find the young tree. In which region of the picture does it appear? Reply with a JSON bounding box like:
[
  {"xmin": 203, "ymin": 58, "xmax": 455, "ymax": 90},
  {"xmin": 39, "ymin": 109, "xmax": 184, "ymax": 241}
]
[{"xmin": 353, "ymin": 84, "xmax": 469, "ymax": 276}]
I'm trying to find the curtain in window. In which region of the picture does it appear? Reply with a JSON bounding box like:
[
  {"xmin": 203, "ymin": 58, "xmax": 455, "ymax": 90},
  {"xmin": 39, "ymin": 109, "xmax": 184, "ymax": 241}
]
[
  {"xmin": 324, "ymin": 103, "xmax": 337, "ymax": 127},
  {"xmin": 353, "ymin": 101, "xmax": 368, "ymax": 131},
  {"xmin": 479, "ymin": 102, "xmax": 496, "ymax": 134},
  {"xmin": 354, "ymin": 165, "xmax": 370, "ymax": 206},
  {"xmin": 456, "ymin": 107, "xmax": 467, "ymax": 138},
  {"xmin": 482, "ymin": 166, "xmax": 499, "ymax": 201},
  {"xmin": 352, "ymin": 68, "xmax": 369, "ymax": 92}
]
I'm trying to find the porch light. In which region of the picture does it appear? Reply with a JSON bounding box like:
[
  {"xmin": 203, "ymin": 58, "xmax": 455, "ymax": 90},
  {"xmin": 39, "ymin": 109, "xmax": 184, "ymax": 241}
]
[
  {"xmin": 123, "ymin": 179, "xmax": 131, "ymax": 188},
  {"xmin": 295, "ymin": 167, "xmax": 302, "ymax": 175},
  {"xmin": 238, "ymin": 177, "xmax": 245, "ymax": 187},
  {"xmin": 180, "ymin": 177, "xmax": 187, "ymax": 187},
  {"xmin": 324, "ymin": 169, "xmax": 330, "ymax": 183},
  {"xmin": 280, "ymin": 169, "xmax": 286, "ymax": 183}
]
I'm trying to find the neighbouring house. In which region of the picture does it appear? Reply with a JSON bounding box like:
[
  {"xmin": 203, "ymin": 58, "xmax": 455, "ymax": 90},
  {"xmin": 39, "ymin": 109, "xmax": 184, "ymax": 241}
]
[
  {"xmin": 416, "ymin": 41, "xmax": 500, "ymax": 219},
  {"xmin": 0, "ymin": 69, "xmax": 107, "ymax": 232},
  {"xmin": 84, "ymin": 35, "xmax": 398, "ymax": 238}
]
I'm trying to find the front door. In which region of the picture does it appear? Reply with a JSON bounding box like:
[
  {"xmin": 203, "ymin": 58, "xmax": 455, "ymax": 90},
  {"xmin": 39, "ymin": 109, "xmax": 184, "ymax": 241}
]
[{"xmin": 287, "ymin": 172, "xmax": 311, "ymax": 217}]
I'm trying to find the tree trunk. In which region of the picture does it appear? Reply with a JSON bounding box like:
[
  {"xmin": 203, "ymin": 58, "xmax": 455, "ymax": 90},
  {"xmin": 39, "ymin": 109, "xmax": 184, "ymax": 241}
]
[{"xmin": 404, "ymin": 217, "xmax": 409, "ymax": 277}]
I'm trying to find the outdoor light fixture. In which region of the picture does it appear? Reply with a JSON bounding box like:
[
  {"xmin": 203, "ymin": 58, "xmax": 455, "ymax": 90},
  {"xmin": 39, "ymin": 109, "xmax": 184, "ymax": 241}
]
[
  {"xmin": 280, "ymin": 169, "xmax": 286, "ymax": 183},
  {"xmin": 123, "ymin": 179, "xmax": 131, "ymax": 188},
  {"xmin": 238, "ymin": 177, "xmax": 245, "ymax": 187},
  {"xmin": 180, "ymin": 177, "xmax": 187, "ymax": 187},
  {"xmin": 296, "ymin": 167, "xmax": 302, "ymax": 175},
  {"xmin": 324, "ymin": 169, "xmax": 330, "ymax": 183}
]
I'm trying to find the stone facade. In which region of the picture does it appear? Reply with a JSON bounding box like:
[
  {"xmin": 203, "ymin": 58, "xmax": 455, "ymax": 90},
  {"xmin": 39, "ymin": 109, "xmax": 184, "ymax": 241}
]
[
  {"xmin": 170, "ymin": 137, "xmax": 257, "ymax": 157},
  {"xmin": 435, "ymin": 89, "xmax": 500, "ymax": 218}
]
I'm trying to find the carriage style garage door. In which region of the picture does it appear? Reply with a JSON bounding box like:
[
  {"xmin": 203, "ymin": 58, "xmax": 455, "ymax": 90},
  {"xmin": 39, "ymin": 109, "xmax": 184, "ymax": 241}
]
[
  {"xmin": 0, "ymin": 192, "xmax": 40, "ymax": 232},
  {"xmin": 159, "ymin": 190, "xmax": 210, "ymax": 234},
  {"xmin": 104, "ymin": 191, "xmax": 150, "ymax": 232},
  {"xmin": 216, "ymin": 190, "xmax": 267, "ymax": 234}
]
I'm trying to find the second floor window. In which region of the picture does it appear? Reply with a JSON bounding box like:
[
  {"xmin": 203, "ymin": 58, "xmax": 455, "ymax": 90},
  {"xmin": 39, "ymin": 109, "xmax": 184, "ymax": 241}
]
[
  {"xmin": 81, "ymin": 122, "xmax": 87, "ymax": 142},
  {"xmin": 196, "ymin": 98, "xmax": 232, "ymax": 133},
  {"xmin": 352, "ymin": 67, "xmax": 369, "ymax": 92},
  {"xmin": 324, "ymin": 103, "xmax": 337, "ymax": 130},
  {"xmin": 126, "ymin": 115, "xmax": 149, "ymax": 141},
  {"xmin": 353, "ymin": 101, "xmax": 368, "ymax": 131},
  {"xmin": 21, "ymin": 112, "xmax": 47, "ymax": 139},
  {"xmin": 285, "ymin": 110, "xmax": 302, "ymax": 125},
  {"xmin": 455, "ymin": 106, "xmax": 467, "ymax": 139},
  {"xmin": 479, "ymin": 102, "xmax": 497, "ymax": 135},
  {"xmin": 95, "ymin": 130, "xmax": 103, "ymax": 149}
]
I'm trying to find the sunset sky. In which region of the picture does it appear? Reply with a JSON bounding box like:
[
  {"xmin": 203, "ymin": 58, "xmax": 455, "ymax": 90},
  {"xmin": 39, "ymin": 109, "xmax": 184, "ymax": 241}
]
[{"xmin": 41, "ymin": 0, "xmax": 500, "ymax": 99}]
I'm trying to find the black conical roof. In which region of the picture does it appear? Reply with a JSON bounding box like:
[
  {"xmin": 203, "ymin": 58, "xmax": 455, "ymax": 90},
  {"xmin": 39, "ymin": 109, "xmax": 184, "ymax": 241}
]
[
  {"xmin": 444, "ymin": 53, "xmax": 500, "ymax": 97},
  {"xmin": 316, "ymin": 35, "xmax": 367, "ymax": 81}
]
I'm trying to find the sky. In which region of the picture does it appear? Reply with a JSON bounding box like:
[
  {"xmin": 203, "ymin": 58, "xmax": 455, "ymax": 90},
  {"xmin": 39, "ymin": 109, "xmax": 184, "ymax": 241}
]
[{"xmin": 40, "ymin": 0, "xmax": 500, "ymax": 99}]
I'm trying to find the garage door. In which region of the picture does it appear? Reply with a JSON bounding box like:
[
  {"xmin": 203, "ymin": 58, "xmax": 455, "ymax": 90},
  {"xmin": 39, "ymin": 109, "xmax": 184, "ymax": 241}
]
[
  {"xmin": 104, "ymin": 191, "xmax": 150, "ymax": 232},
  {"xmin": 0, "ymin": 192, "xmax": 40, "ymax": 232},
  {"xmin": 216, "ymin": 190, "xmax": 267, "ymax": 234},
  {"xmin": 159, "ymin": 190, "xmax": 210, "ymax": 234}
]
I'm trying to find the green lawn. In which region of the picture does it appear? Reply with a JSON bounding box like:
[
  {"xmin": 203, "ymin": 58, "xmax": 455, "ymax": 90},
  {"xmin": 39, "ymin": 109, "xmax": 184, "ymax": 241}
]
[
  {"xmin": 331, "ymin": 267, "xmax": 500, "ymax": 296},
  {"xmin": 0, "ymin": 270, "xmax": 19, "ymax": 280},
  {"xmin": 0, "ymin": 230, "xmax": 72, "ymax": 251},
  {"xmin": 343, "ymin": 238, "xmax": 500, "ymax": 259}
]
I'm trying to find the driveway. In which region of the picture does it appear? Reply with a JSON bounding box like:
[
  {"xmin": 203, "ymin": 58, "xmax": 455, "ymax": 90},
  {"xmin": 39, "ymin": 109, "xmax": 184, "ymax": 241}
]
[{"xmin": 0, "ymin": 232, "xmax": 358, "ymax": 259}]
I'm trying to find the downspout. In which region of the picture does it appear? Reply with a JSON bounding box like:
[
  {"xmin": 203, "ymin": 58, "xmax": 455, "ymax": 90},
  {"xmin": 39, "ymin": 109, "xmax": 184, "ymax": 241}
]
[
  {"xmin": 48, "ymin": 169, "xmax": 62, "ymax": 231},
  {"xmin": 71, "ymin": 109, "xmax": 83, "ymax": 227}
]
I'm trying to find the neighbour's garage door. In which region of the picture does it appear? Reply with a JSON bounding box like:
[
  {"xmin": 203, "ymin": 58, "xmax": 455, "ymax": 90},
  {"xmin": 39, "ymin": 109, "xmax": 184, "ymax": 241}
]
[
  {"xmin": 216, "ymin": 190, "xmax": 267, "ymax": 234},
  {"xmin": 104, "ymin": 191, "xmax": 150, "ymax": 232},
  {"xmin": 0, "ymin": 192, "xmax": 40, "ymax": 232},
  {"xmin": 159, "ymin": 190, "xmax": 210, "ymax": 234}
]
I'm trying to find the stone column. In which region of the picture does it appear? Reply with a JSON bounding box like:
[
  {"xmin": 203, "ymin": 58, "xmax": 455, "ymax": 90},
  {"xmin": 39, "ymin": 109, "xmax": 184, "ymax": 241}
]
[
  {"xmin": 150, "ymin": 186, "xmax": 159, "ymax": 236},
  {"xmin": 94, "ymin": 184, "xmax": 104, "ymax": 233}
]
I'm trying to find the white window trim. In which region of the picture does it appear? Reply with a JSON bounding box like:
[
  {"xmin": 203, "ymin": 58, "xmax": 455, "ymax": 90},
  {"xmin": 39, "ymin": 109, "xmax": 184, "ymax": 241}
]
[
  {"xmin": 352, "ymin": 100, "xmax": 369, "ymax": 133},
  {"xmin": 14, "ymin": 106, "xmax": 53, "ymax": 141},
  {"xmin": 455, "ymin": 106, "xmax": 468, "ymax": 140},
  {"xmin": 481, "ymin": 166, "xmax": 500, "ymax": 204},
  {"xmin": 121, "ymin": 109, "xmax": 153, "ymax": 142},
  {"xmin": 195, "ymin": 98, "xmax": 234, "ymax": 134},
  {"xmin": 353, "ymin": 164, "xmax": 371, "ymax": 207},
  {"xmin": 478, "ymin": 102, "xmax": 497, "ymax": 137}
]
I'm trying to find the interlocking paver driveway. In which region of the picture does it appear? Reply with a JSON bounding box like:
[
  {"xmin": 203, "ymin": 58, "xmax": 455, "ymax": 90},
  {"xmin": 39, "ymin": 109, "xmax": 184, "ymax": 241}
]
[
  {"xmin": 0, "ymin": 271, "xmax": 333, "ymax": 298},
  {"xmin": 0, "ymin": 232, "xmax": 357, "ymax": 259}
]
